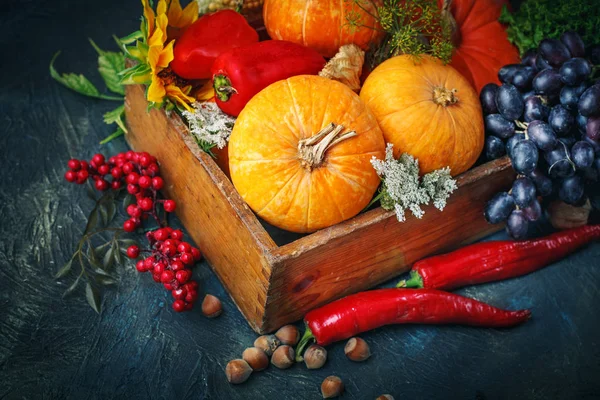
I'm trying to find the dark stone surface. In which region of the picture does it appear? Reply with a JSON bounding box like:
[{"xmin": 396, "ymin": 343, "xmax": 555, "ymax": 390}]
[{"xmin": 1, "ymin": 1, "xmax": 599, "ymax": 399}]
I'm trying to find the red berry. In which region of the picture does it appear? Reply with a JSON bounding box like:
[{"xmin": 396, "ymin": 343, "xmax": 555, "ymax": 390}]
[
  {"xmin": 163, "ymin": 200, "xmax": 176, "ymax": 213},
  {"xmin": 185, "ymin": 290, "xmax": 198, "ymax": 303},
  {"xmin": 147, "ymin": 163, "xmax": 160, "ymax": 176},
  {"xmin": 135, "ymin": 260, "xmax": 146, "ymax": 272},
  {"xmin": 162, "ymin": 244, "xmax": 177, "ymax": 256},
  {"xmin": 109, "ymin": 156, "xmax": 117, "ymax": 165},
  {"xmin": 171, "ymin": 230, "xmax": 183, "ymax": 241},
  {"xmin": 180, "ymin": 252, "xmax": 194, "ymax": 265},
  {"xmin": 95, "ymin": 179, "xmax": 109, "ymax": 191},
  {"xmin": 123, "ymin": 219, "xmax": 136, "ymax": 232},
  {"xmin": 163, "ymin": 239, "xmax": 177, "ymax": 248},
  {"xmin": 132, "ymin": 152, "xmax": 141, "ymax": 162},
  {"xmin": 177, "ymin": 242, "xmax": 191, "ymax": 253},
  {"xmin": 76, "ymin": 170, "xmax": 89, "ymax": 184},
  {"xmin": 80, "ymin": 161, "xmax": 89, "ymax": 171},
  {"xmin": 126, "ymin": 172, "xmax": 140, "ymax": 185},
  {"xmin": 152, "ymin": 273, "xmax": 161, "ymax": 282},
  {"xmin": 151, "ymin": 177, "xmax": 164, "ymax": 190},
  {"xmin": 187, "ymin": 281, "xmax": 199, "ymax": 291},
  {"xmin": 161, "ymin": 270, "xmax": 175, "ymax": 283},
  {"xmin": 175, "ymin": 270, "xmax": 191, "ymax": 283},
  {"xmin": 92, "ymin": 154, "xmax": 105, "ymax": 166},
  {"xmin": 144, "ymin": 256, "xmax": 155, "ymax": 269},
  {"xmin": 153, "ymin": 229, "xmax": 168, "ymax": 242},
  {"xmin": 138, "ymin": 198, "xmax": 153, "ymax": 211},
  {"xmin": 127, "ymin": 204, "xmax": 142, "ymax": 218},
  {"xmin": 67, "ymin": 159, "xmax": 81, "ymax": 171},
  {"xmin": 97, "ymin": 164, "xmax": 110, "ymax": 176},
  {"xmin": 127, "ymin": 183, "xmax": 139, "ymax": 194},
  {"xmin": 153, "ymin": 262, "xmax": 165, "ymax": 275},
  {"xmin": 122, "ymin": 162, "xmax": 134, "ymax": 175},
  {"xmin": 170, "ymin": 260, "xmax": 185, "ymax": 271},
  {"xmin": 172, "ymin": 300, "xmax": 186, "ymax": 312},
  {"xmin": 164, "ymin": 282, "xmax": 174, "ymax": 290},
  {"xmin": 191, "ymin": 248, "xmax": 202, "ymax": 261},
  {"xmin": 125, "ymin": 150, "xmax": 135, "ymax": 160},
  {"xmin": 111, "ymin": 167, "xmax": 123, "ymax": 179},
  {"xmin": 138, "ymin": 175, "xmax": 152, "ymax": 189},
  {"xmin": 64, "ymin": 170, "xmax": 76, "ymax": 182},
  {"xmin": 172, "ymin": 287, "xmax": 187, "ymax": 300},
  {"xmin": 111, "ymin": 181, "xmax": 122, "ymax": 190},
  {"xmin": 139, "ymin": 153, "xmax": 152, "ymax": 167},
  {"xmin": 126, "ymin": 245, "xmax": 140, "ymax": 259}
]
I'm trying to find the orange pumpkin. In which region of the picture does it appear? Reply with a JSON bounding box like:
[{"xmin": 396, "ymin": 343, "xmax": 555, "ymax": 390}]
[
  {"xmin": 262, "ymin": 0, "xmax": 382, "ymax": 58},
  {"xmin": 229, "ymin": 75, "xmax": 385, "ymax": 233},
  {"xmin": 360, "ymin": 54, "xmax": 483, "ymax": 176}
]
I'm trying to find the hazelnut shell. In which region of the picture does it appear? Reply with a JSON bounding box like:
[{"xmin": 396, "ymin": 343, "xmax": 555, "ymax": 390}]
[
  {"xmin": 242, "ymin": 347, "xmax": 269, "ymax": 371},
  {"xmin": 253, "ymin": 334, "xmax": 280, "ymax": 356},
  {"xmin": 201, "ymin": 294, "xmax": 222, "ymax": 318},
  {"xmin": 225, "ymin": 359, "xmax": 252, "ymax": 384},
  {"xmin": 274, "ymin": 324, "xmax": 300, "ymax": 346},
  {"xmin": 321, "ymin": 375, "xmax": 344, "ymax": 398},
  {"xmin": 271, "ymin": 345, "xmax": 295, "ymax": 369},
  {"xmin": 303, "ymin": 344, "xmax": 327, "ymax": 369},
  {"xmin": 344, "ymin": 337, "xmax": 371, "ymax": 362}
]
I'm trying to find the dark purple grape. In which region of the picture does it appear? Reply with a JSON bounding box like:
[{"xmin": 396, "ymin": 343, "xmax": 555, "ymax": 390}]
[
  {"xmin": 586, "ymin": 116, "xmax": 600, "ymax": 140},
  {"xmin": 522, "ymin": 199, "xmax": 542, "ymax": 222},
  {"xmin": 511, "ymin": 177, "xmax": 537, "ymax": 207},
  {"xmin": 522, "ymin": 90, "xmax": 535, "ymax": 101},
  {"xmin": 578, "ymin": 84, "xmax": 600, "ymax": 117},
  {"xmin": 527, "ymin": 120, "xmax": 557, "ymax": 151},
  {"xmin": 484, "ymin": 192, "xmax": 515, "ymax": 224},
  {"xmin": 528, "ymin": 168, "xmax": 553, "ymax": 196},
  {"xmin": 524, "ymin": 96, "xmax": 550, "ymax": 122},
  {"xmin": 521, "ymin": 49, "xmax": 538, "ymax": 69},
  {"xmin": 577, "ymin": 113, "xmax": 588, "ymax": 135},
  {"xmin": 496, "ymin": 84, "xmax": 524, "ymax": 120},
  {"xmin": 560, "ymin": 32, "xmax": 585, "ymax": 58},
  {"xmin": 506, "ymin": 133, "xmax": 524, "ymax": 158},
  {"xmin": 559, "ymin": 58, "xmax": 592, "ymax": 86},
  {"xmin": 535, "ymin": 55, "xmax": 552, "ymax": 71},
  {"xmin": 533, "ymin": 69, "xmax": 563, "ymax": 95},
  {"xmin": 485, "ymin": 114, "xmax": 515, "ymax": 139},
  {"xmin": 588, "ymin": 44, "xmax": 600, "ymax": 65},
  {"xmin": 560, "ymin": 83, "xmax": 588, "ymax": 112},
  {"xmin": 545, "ymin": 145, "xmax": 576, "ymax": 178},
  {"xmin": 512, "ymin": 66, "xmax": 536, "ymax": 91},
  {"xmin": 548, "ymin": 105, "xmax": 574, "ymax": 136},
  {"xmin": 485, "ymin": 135, "xmax": 506, "ymax": 160},
  {"xmin": 572, "ymin": 141, "xmax": 595, "ymax": 169},
  {"xmin": 584, "ymin": 136, "xmax": 600, "ymax": 153},
  {"xmin": 559, "ymin": 137, "xmax": 576, "ymax": 148},
  {"xmin": 538, "ymin": 38, "xmax": 571, "ymax": 67},
  {"xmin": 498, "ymin": 64, "xmax": 522, "ymax": 84},
  {"xmin": 506, "ymin": 209, "xmax": 529, "ymax": 240},
  {"xmin": 511, "ymin": 139, "xmax": 539, "ymax": 175},
  {"xmin": 480, "ymin": 83, "xmax": 499, "ymax": 115},
  {"xmin": 559, "ymin": 175, "xmax": 585, "ymax": 205}
]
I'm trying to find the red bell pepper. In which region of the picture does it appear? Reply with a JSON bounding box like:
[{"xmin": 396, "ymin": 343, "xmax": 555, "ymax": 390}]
[
  {"xmin": 211, "ymin": 40, "xmax": 326, "ymax": 116},
  {"xmin": 170, "ymin": 10, "xmax": 258, "ymax": 80}
]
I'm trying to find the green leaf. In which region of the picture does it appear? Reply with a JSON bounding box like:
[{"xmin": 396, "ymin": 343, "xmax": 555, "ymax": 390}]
[
  {"xmin": 118, "ymin": 30, "xmax": 143, "ymax": 45},
  {"xmin": 123, "ymin": 194, "xmax": 136, "ymax": 210},
  {"xmin": 49, "ymin": 52, "xmax": 123, "ymax": 101},
  {"xmin": 96, "ymin": 275, "xmax": 118, "ymax": 286},
  {"xmin": 89, "ymin": 39, "xmax": 126, "ymax": 95},
  {"xmin": 103, "ymin": 105, "xmax": 128, "ymax": 133},
  {"xmin": 85, "ymin": 283, "xmax": 102, "ymax": 313},
  {"xmin": 119, "ymin": 63, "xmax": 152, "ymax": 85},
  {"xmin": 98, "ymin": 204, "xmax": 109, "ymax": 227},
  {"xmin": 62, "ymin": 272, "xmax": 82, "ymax": 297},
  {"xmin": 106, "ymin": 200, "xmax": 117, "ymax": 224},
  {"xmin": 55, "ymin": 257, "xmax": 74, "ymax": 279},
  {"xmin": 100, "ymin": 127, "xmax": 125, "ymax": 145},
  {"xmin": 103, "ymin": 244, "xmax": 115, "ymax": 269},
  {"xmin": 88, "ymin": 245, "xmax": 103, "ymax": 270},
  {"xmin": 113, "ymin": 241, "xmax": 123, "ymax": 264},
  {"xmin": 84, "ymin": 208, "xmax": 99, "ymax": 235},
  {"xmin": 119, "ymin": 239, "xmax": 140, "ymax": 248}
]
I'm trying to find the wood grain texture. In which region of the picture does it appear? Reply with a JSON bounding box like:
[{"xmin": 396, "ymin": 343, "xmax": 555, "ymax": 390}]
[{"xmin": 125, "ymin": 83, "xmax": 515, "ymax": 333}]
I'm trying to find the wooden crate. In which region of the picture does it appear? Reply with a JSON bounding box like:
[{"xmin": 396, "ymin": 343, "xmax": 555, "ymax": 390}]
[{"xmin": 124, "ymin": 84, "xmax": 514, "ymax": 333}]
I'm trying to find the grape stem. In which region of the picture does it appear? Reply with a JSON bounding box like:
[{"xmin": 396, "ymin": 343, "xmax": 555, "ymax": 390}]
[{"xmin": 514, "ymin": 120, "xmax": 529, "ymax": 139}]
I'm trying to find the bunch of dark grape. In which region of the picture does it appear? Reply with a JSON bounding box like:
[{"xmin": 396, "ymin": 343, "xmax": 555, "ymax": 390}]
[{"xmin": 481, "ymin": 31, "xmax": 600, "ymax": 239}]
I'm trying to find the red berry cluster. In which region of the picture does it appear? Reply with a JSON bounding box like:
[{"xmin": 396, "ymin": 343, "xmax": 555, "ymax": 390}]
[
  {"xmin": 64, "ymin": 151, "xmax": 176, "ymax": 232},
  {"xmin": 128, "ymin": 227, "xmax": 202, "ymax": 312}
]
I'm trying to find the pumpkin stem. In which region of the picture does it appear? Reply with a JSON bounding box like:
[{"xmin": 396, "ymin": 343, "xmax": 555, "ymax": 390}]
[
  {"xmin": 432, "ymin": 86, "xmax": 459, "ymax": 107},
  {"xmin": 297, "ymin": 123, "xmax": 357, "ymax": 170},
  {"xmin": 441, "ymin": 0, "xmax": 461, "ymax": 47}
]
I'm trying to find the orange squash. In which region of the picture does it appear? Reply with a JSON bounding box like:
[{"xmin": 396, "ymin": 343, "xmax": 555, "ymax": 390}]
[
  {"xmin": 262, "ymin": 0, "xmax": 381, "ymax": 58},
  {"xmin": 360, "ymin": 54, "xmax": 483, "ymax": 176},
  {"xmin": 229, "ymin": 75, "xmax": 385, "ymax": 233}
]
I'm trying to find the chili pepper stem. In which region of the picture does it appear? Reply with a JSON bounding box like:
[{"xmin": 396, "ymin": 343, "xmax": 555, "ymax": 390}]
[
  {"xmin": 295, "ymin": 326, "xmax": 315, "ymax": 362},
  {"xmin": 396, "ymin": 270, "xmax": 424, "ymax": 288}
]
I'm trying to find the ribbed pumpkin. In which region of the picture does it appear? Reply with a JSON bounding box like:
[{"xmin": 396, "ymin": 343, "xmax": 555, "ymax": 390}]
[
  {"xmin": 262, "ymin": 0, "xmax": 381, "ymax": 58},
  {"xmin": 439, "ymin": 0, "xmax": 520, "ymax": 92},
  {"xmin": 360, "ymin": 54, "xmax": 483, "ymax": 176},
  {"xmin": 229, "ymin": 75, "xmax": 385, "ymax": 233}
]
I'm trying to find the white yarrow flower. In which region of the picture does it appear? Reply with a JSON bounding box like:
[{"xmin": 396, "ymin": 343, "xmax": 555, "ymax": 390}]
[{"xmin": 182, "ymin": 102, "xmax": 236, "ymax": 150}]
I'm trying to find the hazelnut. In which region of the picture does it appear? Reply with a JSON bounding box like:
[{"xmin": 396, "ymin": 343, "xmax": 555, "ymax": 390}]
[
  {"xmin": 376, "ymin": 395, "xmax": 395, "ymax": 400},
  {"xmin": 321, "ymin": 375, "xmax": 344, "ymax": 398},
  {"xmin": 303, "ymin": 344, "xmax": 327, "ymax": 369},
  {"xmin": 253, "ymin": 334, "xmax": 280, "ymax": 356},
  {"xmin": 271, "ymin": 345, "xmax": 295, "ymax": 369},
  {"xmin": 274, "ymin": 324, "xmax": 300, "ymax": 346},
  {"xmin": 242, "ymin": 347, "xmax": 269, "ymax": 371},
  {"xmin": 344, "ymin": 337, "xmax": 371, "ymax": 362},
  {"xmin": 225, "ymin": 359, "xmax": 252, "ymax": 384},
  {"xmin": 201, "ymin": 294, "xmax": 222, "ymax": 318}
]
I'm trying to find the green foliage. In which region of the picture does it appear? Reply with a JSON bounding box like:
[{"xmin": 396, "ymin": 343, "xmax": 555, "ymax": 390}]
[
  {"xmin": 89, "ymin": 39, "xmax": 126, "ymax": 95},
  {"xmin": 499, "ymin": 0, "xmax": 600, "ymax": 55}
]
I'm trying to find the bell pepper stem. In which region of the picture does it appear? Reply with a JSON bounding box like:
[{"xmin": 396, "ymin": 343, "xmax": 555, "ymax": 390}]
[
  {"xmin": 396, "ymin": 270, "xmax": 424, "ymax": 288},
  {"xmin": 213, "ymin": 74, "xmax": 237, "ymax": 102},
  {"xmin": 295, "ymin": 325, "xmax": 315, "ymax": 362}
]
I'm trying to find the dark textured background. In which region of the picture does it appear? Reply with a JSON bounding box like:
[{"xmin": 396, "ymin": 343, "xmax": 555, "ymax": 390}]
[{"xmin": 1, "ymin": 1, "xmax": 600, "ymax": 399}]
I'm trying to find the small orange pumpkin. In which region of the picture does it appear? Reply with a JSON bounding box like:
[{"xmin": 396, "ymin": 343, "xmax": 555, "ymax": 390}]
[
  {"xmin": 229, "ymin": 75, "xmax": 385, "ymax": 233},
  {"xmin": 262, "ymin": 0, "xmax": 382, "ymax": 58},
  {"xmin": 360, "ymin": 55, "xmax": 484, "ymax": 176}
]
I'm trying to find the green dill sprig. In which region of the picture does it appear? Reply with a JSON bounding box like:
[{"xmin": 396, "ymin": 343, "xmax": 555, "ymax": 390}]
[{"xmin": 345, "ymin": 0, "xmax": 454, "ymax": 69}]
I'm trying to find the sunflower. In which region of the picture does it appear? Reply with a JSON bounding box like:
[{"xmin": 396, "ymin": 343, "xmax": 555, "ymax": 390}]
[{"xmin": 119, "ymin": 0, "xmax": 201, "ymax": 111}]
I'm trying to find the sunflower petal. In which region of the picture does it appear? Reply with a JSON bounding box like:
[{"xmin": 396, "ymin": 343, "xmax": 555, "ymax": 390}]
[
  {"xmin": 166, "ymin": 84, "xmax": 195, "ymax": 111},
  {"xmin": 141, "ymin": 0, "xmax": 155, "ymax": 38},
  {"xmin": 196, "ymin": 80, "xmax": 215, "ymax": 101},
  {"xmin": 156, "ymin": 40, "xmax": 175, "ymax": 69},
  {"xmin": 148, "ymin": 74, "xmax": 167, "ymax": 103},
  {"xmin": 167, "ymin": 0, "xmax": 183, "ymax": 24},
  {"xmin": 147, "ymin": 45, "xmax": 162, "ymax": 72}
]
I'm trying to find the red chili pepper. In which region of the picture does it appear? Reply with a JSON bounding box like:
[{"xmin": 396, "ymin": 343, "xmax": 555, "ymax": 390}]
[
  {"xmin": 295, "ymin": 288, "xmax": 530, "ymax": 359},
  {"xmin": 398, "ymin": 225, "xmax": 600, "ymax": 291},
  {"xmin": 211, "ymin": 40, "xmax": 326, "ymax": 116},
  {"xmin": 170, "ymin": 10, "xmax": 258, "ymax": 80}
]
